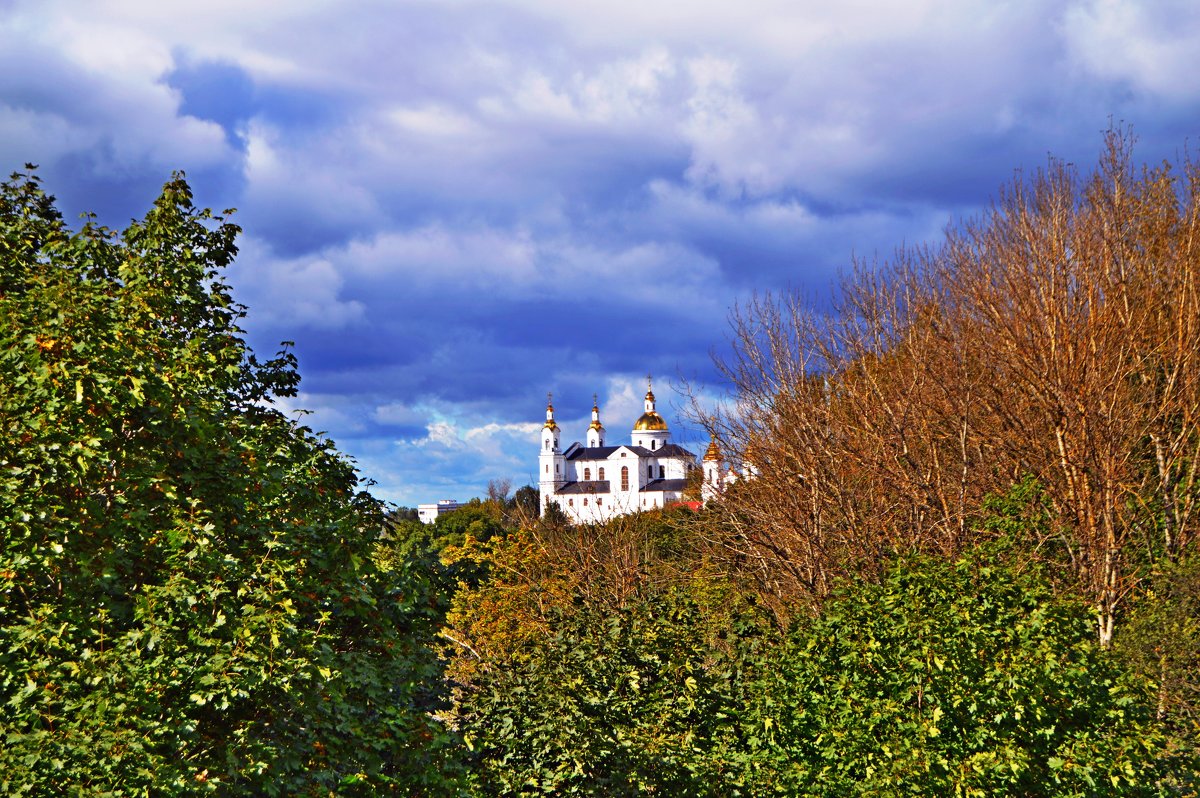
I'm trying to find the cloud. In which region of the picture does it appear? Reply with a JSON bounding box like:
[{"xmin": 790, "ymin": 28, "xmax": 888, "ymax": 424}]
[
  {"xmin": 4, "ymin": 0, "xmax": 1198, "ymax": 507},
  {"xmin": 1062, "ymin": 0, "xmax": 1200, "ymax": 101},
  {"xmin": 371, "ymin": 415, "xmax": 543, "ymax": 505},
  {"xmin": 228, "ymin": 236, "xmax": 366, "ymax": 330},
  {"xmin": 372, "ymin": 402, "xmax": 428, "ymax": 428}
]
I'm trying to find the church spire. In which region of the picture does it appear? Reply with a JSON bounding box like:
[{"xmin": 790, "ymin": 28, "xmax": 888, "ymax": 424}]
[
  {"xmin": 587, "ymin": 393, "xmax": 605, "ymax": 447},
  {"xmin": 543, "ymin": 392, "xmax": 558, "ymax": 431}
]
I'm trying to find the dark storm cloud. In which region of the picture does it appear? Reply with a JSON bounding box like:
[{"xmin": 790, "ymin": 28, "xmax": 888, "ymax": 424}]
[{"xmin": 5, "ymin": 0, "xmax": 1200, "ymax": 504}]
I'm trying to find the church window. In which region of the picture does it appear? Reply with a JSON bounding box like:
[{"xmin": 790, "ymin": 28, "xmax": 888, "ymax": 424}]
[
  {"xmin": 620, "ymin": 466, "xmax": 629, "ymax": 491},
  {"xmin": 583, "ymin": 498, "xmax": 588, "ymax": 506},
  {"xmin": 584, "ymin": 467, "xmax": 591, "ymax": 480},
  {"xmin": 545, "ymin": 465, "xmax": 549, "ymax": 473},
  {"xmin": 659, "ymin": 465, "xmax": 665, "ymax": 478},
  {"xmin": 598, "ymin": 467, "xmax": 605, "ymax": 481},
  {"xmin": 568, "ymin": 498, "xmax": 574, "ymax": 507},
  {"xmin": 648, "ymin": 465, "xmax": 654, "ymax": 479},
  {"xmin": 555, "ymin": 464, "xmax": 560, "ymax": 473},
  {"xmin": 652, "ymin": 440, "xmax": 657, "ymax": 450},
  {"xmin": 597, "ymin": 497, "xmax": 603, "ymax": 506}
]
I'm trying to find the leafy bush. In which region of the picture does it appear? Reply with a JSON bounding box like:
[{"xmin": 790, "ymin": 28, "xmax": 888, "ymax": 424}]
[
  {"xmin": 749, "ymin": 544, "xmax": 1185, "ymax": 796},
  {"xmin": 458, "ymin": 592, "xmax": 758, "ymax": 797}
]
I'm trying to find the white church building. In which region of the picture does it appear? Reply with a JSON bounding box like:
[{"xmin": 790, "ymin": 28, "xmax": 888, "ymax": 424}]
[{"xmin": 539, "ymin": 384, "xmax": 700, "ymax": 523}]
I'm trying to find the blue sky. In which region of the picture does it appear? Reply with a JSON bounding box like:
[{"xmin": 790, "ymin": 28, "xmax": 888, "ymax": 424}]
[{"xmin": 3, "ymin": 0, "xmax": 1199, "ymax": 506}]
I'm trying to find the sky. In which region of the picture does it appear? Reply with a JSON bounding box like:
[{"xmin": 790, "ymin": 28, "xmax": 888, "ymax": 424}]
[{"xmin": 3, "ymin": 0, "xmax": 1199, "ymax": 507}]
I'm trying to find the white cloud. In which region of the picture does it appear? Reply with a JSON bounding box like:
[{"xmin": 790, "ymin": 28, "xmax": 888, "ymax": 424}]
[
  {"xmin": 365, "ymin": 414, "xmax": 541, "ymax": 504},
  {"xmin": 269, "ymin": 391, "xmax": 370, "ymax": 436},
  {"xmin": 229, "ymin": 236, "xmax": 366, "ymax": 330},
  {"xmin": 372, "ymin": 401, "xmax": 427, "ymax": 427},
  {"xmin": 385, "ymin": 104, "xmax": 482, "ymax": 139},
  {"xmin": 1062, "ymin": 0, "xmax": 1200, "ymax": 101},
  {"xmin": 0, "ymin": 3, "xmax": 233, "ymax": 172}
]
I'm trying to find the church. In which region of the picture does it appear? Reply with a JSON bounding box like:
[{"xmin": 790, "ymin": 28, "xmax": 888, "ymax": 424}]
[{"xmin": 539, "ymin": 383, "xmax": 699, "ymax": 523}]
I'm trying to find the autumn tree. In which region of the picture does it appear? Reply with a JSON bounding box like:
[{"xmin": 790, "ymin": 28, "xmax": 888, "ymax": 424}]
[{"xmin": 700, "ymin": 130, "xmax": 1200, "ymax": 643}]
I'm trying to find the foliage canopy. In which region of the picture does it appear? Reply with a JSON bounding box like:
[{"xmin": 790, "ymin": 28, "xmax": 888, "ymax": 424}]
[{"xmin": 0, "ymin": 169, "xmax": 459, "ymax": 795}]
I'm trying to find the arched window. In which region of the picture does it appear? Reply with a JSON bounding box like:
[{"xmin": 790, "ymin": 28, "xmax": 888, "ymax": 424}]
[
  {"xmin": 659, "ymin": 465, "xmax": 665, "ymax": 479},
  {"xmin": 620, "ymin": 466, "xmax": 629, "ymax": 491},
  {"xmin": 583, "ymin": 498, "xmax": 588, "ymax": 506},
  {"xmin": 597, "ymin": 497, "xmax": 603, "ymax": 506},
  {"xmin": 648, "ymin": 465, "xmax": 654, "ymax": 479},
  {"xmin": 598, "ymin": 467, "xmax": 605, "ymax": 481},
  {"xmin": 568, "ymin": 498, "xmax": 574, "ymax": 507},
  {"xmin": 584, "ymin": 467, "xmax": 591, "ymax": 480},
  {"xmin": 651, "ymin": 440, "xmax": 657, "ymax": 450}
]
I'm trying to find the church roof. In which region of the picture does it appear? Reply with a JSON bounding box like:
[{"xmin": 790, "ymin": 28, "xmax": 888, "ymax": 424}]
[
  {"xmin": 556, "ymin": 480, "xmax": 611, "ymax": 495},
  {"xmin": 640, "ymin": 478, "xmax": 689, "ymax": 493},
  {"xmin": 565, "ymin": 445, "xmax": 622, "ymax": 460},
  {"xmin": 652, "ymin": 443, "xmax": 694, "ymax": 459},
  {"xmin": 564, "ymin": 443, "xmax": 696, "ymax": 461}
]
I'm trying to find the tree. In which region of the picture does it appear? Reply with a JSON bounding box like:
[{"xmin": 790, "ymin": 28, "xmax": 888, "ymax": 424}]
[
  {"xmin": 508, "ymin": 484, "xmax": 540, "ymax": 527},
  {"xmin": 700, "ymin": 130, "xmax": 1200, "ymax": 644},
  {"xmin": 1116, "ymin": 555, "xmax": 1200, "ymax": 761},
  {"xmin": 456, "ymin": 592, "xmax": 756, "ymax": 797},
  {"xmin": 746, "ymin": 544, "xmax": 1188, "ymax": 796},
  {"xmin": 0, "ymin": 169, "xmax": 462, "ymax": 795}
]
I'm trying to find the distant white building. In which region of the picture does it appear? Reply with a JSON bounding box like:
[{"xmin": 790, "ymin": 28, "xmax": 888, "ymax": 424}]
[
  {"xmin": 538, "ymin": 382, "xmax": 699, "ymax": 523},
  {"xmin": 417, "ymin": 499, "xmax": 462, "ymax": 525}
]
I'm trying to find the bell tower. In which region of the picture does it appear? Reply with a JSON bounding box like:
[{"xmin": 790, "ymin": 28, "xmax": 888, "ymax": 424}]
[
  {"xmin": 538, "ymin": 393, "xmax": 564, "ymax": 512},
  {"xmin": 586, "ymin": 394, "xmax": 605, "ymax": 448}
]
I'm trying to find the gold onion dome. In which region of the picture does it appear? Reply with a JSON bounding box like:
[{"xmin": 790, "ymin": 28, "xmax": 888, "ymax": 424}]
[
  {"xmin": 634, "ymin": 385, "xmax": 669, "ymax": 431},
  {"xmin": 634, "ymin": 411, "xmax": 669, "ymax": 431},
  {"xmin": 703, "ymin": 441, "xmax": 721, "ymax": 461},
  {"xmin": 543, "ymin": 395, "xmax": 558, "ymax": 430}
]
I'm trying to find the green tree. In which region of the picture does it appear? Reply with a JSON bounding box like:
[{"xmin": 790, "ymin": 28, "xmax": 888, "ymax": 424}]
[
  {"xmin": 1116, "ymin": 555, "xmax": 1200, "ymax": 766},
  {"xmin": 508, "ymin": 485, "xmax": 539, "ymax": 525},
  {"xmin": 0, "ymin": 169, "xmax": 462, "ymax": 795},
  {"xmin": 457, "ymin": 592, "xmax": 758, "ymax": 797},
  {"xmin": 749, "ymin": 544, "xmax": 1186, "ymax": 796}
]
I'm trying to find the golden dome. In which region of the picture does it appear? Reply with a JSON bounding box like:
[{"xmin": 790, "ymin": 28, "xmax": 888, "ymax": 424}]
[
  {"xmin": 544, "ymin": 419, "xmax": 558, "ymax": 431},
  {"xmin": 589, "ymin": 419, "xmax": 604, "ymax": 431},
  {"xmin": 703, "ymin": 441, "xmax": 721, "ymax": 461},
  {"xmin": 633, "ymin": 411, "xmax": 669, "ymax": 431}
]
